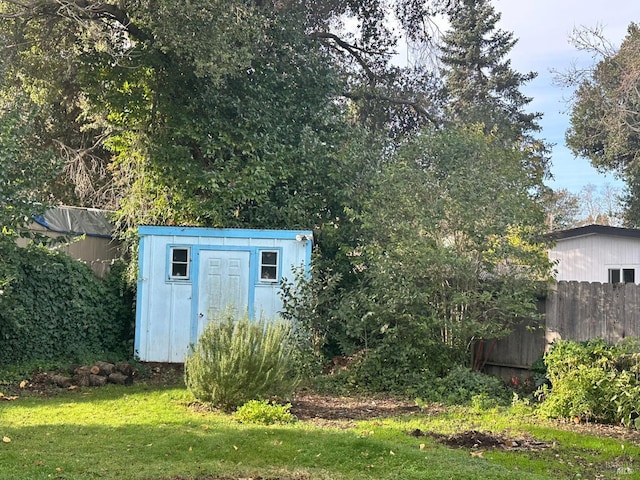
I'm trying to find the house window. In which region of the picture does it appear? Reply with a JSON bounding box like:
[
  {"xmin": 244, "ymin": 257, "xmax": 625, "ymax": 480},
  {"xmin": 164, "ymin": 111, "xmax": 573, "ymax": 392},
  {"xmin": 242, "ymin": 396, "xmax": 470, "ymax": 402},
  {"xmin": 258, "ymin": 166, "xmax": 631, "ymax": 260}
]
[
  {"xmin": 170, "ymin": 247, "xmax": 190, "ymax": 279},
  {"xmin": 260, "ymin": 251, "xmax": 278, "ymax": 282},
  {"xmin": 608, "ymin": 268, "xmax": 635, "ymax": 284}
]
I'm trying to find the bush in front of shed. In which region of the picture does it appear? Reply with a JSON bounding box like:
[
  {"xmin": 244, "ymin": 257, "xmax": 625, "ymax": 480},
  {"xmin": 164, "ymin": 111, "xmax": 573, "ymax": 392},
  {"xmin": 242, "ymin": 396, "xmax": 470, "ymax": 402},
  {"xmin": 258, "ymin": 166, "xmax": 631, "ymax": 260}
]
[{"xmin": 184, "ymin": 310, "xmax": 300, "ymax": 412}]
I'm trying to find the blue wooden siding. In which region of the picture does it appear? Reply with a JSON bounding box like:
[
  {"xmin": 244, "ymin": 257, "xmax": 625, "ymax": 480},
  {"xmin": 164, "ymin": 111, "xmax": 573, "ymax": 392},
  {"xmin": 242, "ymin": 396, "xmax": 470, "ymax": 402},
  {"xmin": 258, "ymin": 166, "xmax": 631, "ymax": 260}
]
[{"xmin": 135, "ymin": 226, "xmax": 313, "ymax": 362}]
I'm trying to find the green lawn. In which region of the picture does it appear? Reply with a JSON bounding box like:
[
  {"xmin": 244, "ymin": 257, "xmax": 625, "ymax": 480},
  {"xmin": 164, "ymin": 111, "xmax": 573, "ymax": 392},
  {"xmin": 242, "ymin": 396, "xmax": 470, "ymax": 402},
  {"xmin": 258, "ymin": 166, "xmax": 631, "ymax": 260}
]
[{"xmin": 1, "ymin": 383, "xmax": 639, "ymax": 479}]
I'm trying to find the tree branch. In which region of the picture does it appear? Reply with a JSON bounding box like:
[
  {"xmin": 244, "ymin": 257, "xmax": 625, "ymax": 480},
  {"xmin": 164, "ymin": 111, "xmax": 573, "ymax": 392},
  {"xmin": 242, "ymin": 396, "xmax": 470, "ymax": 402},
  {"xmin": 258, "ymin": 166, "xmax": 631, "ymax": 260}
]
[
  {"xmin": 58, "ymin": 0, "xmax": 151, "ymax": 41},
  {"xmin": 2, "ymin": 0, "xmax": 151, "ymax": 42},
  {"xmin": 344, "ymin": 90, "xmax": 437, "ymax": 124},
  {"xmin": 309, "ymin": 31, "xmax": 384, "ymax": 83}
]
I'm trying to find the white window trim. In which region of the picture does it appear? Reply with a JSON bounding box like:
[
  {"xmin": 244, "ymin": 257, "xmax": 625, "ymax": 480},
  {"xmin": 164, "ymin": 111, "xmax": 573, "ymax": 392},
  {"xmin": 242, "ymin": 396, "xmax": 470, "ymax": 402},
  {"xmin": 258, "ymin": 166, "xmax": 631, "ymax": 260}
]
[
  {"xmin": 259, "ymin": 250, "xmax": 279, "ymax": 283},
  {"xmin": 169, "ymin": 246, "xmax": 191, "ymax": 280}
]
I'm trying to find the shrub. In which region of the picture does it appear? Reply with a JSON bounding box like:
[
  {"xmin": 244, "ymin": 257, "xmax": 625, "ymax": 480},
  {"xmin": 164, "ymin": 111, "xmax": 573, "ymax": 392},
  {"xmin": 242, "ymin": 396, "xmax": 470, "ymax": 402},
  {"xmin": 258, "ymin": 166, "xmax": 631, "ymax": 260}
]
[
  {"xmin": 537, "ymin": 365, "xmax": 616, "ymax": 422},
  {"xmin": 0, "ymin": 242, "xmax": 133, "ymax": 365},
  {"xmin": 184, "ymin": 311, "xmax": 300, "ymax": 412},
  {"xmin": 233, "ymin": 400, "xmax": 297, "ymax": 425},
  {"xmin": 422, "ymin": 366, "xmax": 510, "ymax": 406},
  {"xmin": 538, "ymin": 339, "xmax": 640, "ymax": 426}
]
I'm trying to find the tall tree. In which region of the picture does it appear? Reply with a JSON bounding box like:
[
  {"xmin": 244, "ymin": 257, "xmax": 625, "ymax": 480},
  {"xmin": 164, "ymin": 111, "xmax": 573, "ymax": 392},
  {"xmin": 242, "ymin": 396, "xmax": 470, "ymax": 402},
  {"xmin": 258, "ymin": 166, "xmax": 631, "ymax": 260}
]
[
  {"xmin": 439, "ymin": 0, "xmax": 541, "ymax": 141},
  {"xmin": 542, "ymin": 185, "xmax": 624, "ymax": 231},
  {"xmin": 541, "ymin": 189, "xmax": 581, "ymax": 231},
  {"xmin": 565, "ymin": 23, "xmax": 640, "ymax": 226},
  {"xmin": 332, "ymin": 125, "xmax": 551, "ymax": 384},
  {"xmin": 0, "ymin": 0, "xmax": 454, "ymax": 233}
]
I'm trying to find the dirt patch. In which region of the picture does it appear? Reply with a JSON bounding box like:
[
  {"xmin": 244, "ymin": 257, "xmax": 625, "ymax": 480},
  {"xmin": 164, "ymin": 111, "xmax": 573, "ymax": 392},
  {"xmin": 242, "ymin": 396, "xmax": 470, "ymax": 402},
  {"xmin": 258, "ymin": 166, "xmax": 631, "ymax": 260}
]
[
  {"xmin": 290, "ymin": 393, "xmax": 425, "ymax": 427},
  {"xmin": 410, "ymin": 428, "xmax": 553, "ymax": 451},
  {"xmin": 550, "ymin": 418, "xmax": 640, "ymax": 445}
]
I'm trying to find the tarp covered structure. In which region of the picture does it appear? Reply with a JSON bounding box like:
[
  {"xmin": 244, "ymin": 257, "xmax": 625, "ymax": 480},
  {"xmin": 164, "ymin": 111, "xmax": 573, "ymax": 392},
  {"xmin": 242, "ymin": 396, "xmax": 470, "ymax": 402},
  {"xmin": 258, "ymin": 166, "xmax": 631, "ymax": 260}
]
[{"xmin": 33, "ymin": 206, "xmax": 114, "ymax": 238}]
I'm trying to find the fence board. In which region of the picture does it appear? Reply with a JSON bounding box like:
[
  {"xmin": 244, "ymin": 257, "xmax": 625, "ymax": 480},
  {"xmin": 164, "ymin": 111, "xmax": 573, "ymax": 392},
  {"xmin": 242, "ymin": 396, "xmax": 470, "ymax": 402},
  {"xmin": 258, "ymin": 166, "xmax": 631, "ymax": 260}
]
[{"xmin": 485, "ymin": 281, "xmax": 640, "ymax": 377}]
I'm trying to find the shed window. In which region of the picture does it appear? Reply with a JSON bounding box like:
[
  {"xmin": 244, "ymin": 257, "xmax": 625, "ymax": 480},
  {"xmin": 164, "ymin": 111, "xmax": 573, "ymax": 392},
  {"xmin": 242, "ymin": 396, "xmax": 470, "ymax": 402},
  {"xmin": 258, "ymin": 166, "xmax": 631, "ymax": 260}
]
[
  {"xmin": 170, "ymin": 247, "xmax": 190, "ymax": 279},
  {"xmin": 260, "ymin": 251, "xmax": 278, "ymax": 282},
  {"xmin": 608, "ymin": 268, "xmax": 635, "ymax": 284}
]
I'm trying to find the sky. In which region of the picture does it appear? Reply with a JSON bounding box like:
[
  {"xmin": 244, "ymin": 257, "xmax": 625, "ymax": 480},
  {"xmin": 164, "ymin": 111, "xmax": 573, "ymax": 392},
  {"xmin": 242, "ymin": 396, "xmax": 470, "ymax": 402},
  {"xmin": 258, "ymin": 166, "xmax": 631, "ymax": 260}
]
[{"xmin": 493, "ymin": 0, "xmax": 639, "ymax": 194}]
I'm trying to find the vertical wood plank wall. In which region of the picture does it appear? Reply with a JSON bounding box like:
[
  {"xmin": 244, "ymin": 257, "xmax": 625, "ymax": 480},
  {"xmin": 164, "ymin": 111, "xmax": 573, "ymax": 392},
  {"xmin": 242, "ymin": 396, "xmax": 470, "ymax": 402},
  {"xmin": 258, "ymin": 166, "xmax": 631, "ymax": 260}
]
[{"xmin": 484, "ymin": 281, "xmax": 640, "ymax": 378}]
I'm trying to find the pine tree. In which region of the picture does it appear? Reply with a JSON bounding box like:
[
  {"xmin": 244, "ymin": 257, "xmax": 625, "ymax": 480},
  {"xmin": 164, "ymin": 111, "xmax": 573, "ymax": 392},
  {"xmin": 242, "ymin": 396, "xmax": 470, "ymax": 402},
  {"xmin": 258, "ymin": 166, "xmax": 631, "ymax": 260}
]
[{"xmin": 440, "ymin": 0, "xmax": 540, "ymax": 142}]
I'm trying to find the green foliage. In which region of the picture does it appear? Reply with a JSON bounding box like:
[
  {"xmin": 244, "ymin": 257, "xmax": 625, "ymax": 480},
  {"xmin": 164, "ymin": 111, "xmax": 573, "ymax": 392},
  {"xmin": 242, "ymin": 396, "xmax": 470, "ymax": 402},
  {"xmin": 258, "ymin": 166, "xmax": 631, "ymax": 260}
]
[
  {"xmin": 0, "ymin": 96, "xmax": 60, "ymax": 239},
  {"xmin": 422, "ymin": 366, "xmax": 510, "ymax": 406},
  {"xmin": 280, "ymin": 262, "xmax": 344, "ymax": 374},
  {"xmin": 328, "ymin": 126, "xmax": 551, "ymax": 393},
  {"xmin": 0, "ymin": 243, "xmax": 133, "ymax": 365},
  {"xmin": 233, "ymin": 399, "xmax": 297, "ymax": 425},
  {"xmin": 538, "ymin": 339, "xmax": 640, "ymax": 427},
  {"xmin": 184, "ymin": 311, "xmax": 300, "ymax": 412},
  {"xmin": 565, "ymin": 23, "xmax": 640, "ymax": 225}
]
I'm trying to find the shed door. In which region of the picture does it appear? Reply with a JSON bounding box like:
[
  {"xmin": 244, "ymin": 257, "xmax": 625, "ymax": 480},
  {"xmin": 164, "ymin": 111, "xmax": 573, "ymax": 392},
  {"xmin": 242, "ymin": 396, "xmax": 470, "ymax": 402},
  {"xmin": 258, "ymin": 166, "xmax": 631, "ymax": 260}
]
[{"xmin": 196, "ymin": 250, "xmax": 250, "ymax": 338}]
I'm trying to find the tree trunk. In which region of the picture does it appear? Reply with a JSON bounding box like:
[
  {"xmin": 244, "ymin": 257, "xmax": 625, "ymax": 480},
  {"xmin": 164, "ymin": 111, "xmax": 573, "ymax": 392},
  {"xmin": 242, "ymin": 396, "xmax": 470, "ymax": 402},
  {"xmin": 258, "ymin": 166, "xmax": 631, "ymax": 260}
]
[
  {"xmin": 93, "ymin": 361, "xmax": 116, "ymax": 376},
  {"xmin": 73, "ymin": 366, "xmax": 93, "ymax": 387},
  {"xmin": 108, "ymin": 372, "xmax": 132, "ymax": 386},
  {"xmin": 115, "ymin": 362, "xmax": 134, "ymax": 377},
  {"xmin": 89, "ymin": 374, "xmax": 107, "ymax": 387},
  {"xmin": 50, "ymin": 374, "xmax": 73, "ymax": 388}
]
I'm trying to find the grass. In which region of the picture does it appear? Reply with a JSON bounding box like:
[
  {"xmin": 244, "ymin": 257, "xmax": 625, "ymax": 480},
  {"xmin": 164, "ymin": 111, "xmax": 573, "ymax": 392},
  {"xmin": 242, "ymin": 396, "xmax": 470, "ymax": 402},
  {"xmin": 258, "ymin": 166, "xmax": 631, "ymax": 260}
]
[{"xmin": 1, "ymin": 383, "xmax": 639, "ymax": 480}]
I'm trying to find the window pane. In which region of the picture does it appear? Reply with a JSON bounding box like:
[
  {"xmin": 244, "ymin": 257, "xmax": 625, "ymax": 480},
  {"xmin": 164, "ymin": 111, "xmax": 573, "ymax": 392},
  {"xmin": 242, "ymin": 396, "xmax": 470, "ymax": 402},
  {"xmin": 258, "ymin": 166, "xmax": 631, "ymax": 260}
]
[
  {"xmin": 172, "ymin": 249, "xmax": 188, "ymax": 262},
  {"xmin": 172, "ymin": 263, "xmax": 188, "ymax": 277},
  {"xmin": 261, "ymin": 251, "xmax": 277, "ymax": 266},
  {"xmin": 623, "ymin": 269, "xmax": 635, "ymax": 284},
  {"xmin": 261, "ymin": 266, "xmax": 277, "ymax": 280},
  {"xmin": 609, "ymin": 269, "xmax": 621, "ymax": 283}
]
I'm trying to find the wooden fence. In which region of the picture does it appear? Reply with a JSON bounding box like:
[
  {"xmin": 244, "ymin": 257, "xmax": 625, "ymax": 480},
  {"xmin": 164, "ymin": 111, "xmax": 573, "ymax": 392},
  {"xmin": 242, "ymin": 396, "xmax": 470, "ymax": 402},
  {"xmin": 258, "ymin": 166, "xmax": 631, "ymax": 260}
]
[{"xmin": 483, "ymin": 281, "xmax": 640, "ymax": 379}]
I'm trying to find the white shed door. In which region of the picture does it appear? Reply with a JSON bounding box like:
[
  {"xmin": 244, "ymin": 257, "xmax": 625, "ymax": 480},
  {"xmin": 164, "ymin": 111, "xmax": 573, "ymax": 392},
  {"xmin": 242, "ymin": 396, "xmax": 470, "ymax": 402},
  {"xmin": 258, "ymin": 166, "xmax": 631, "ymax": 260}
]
[{"xmin": 196, "ymin": 250, "xmax": 250, "ymax": 337}]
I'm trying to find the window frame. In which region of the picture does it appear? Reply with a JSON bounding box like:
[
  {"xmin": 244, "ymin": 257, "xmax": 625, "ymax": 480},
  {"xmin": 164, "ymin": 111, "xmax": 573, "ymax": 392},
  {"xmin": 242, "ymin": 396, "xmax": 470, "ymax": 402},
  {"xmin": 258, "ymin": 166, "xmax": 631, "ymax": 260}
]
[
  {"xmin": 259, "ymin": 250, "xmax": 279, "ymax": 283},
  {"xmin": 608, "ymin": 267, "xmax": 636, "ymax": 284},
  {"xmin": 168, "ymin": 246, "xmax": 191, "ymax": 280}
]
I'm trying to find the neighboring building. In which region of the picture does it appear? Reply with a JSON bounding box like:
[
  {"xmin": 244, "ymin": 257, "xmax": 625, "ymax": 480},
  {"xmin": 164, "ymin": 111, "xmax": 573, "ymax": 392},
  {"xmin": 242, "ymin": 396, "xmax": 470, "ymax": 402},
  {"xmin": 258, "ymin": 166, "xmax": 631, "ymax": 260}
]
[
  {"xmin": 134, "ymin": 225, "xmax": 313, "ymax": 363},
  {"xmin": 18, "ymin": 205, "xmax": 121, "ymax": 278},
  {"xmin": 548, "ymin": 224, "xmax": 640, "ymax": 284}
]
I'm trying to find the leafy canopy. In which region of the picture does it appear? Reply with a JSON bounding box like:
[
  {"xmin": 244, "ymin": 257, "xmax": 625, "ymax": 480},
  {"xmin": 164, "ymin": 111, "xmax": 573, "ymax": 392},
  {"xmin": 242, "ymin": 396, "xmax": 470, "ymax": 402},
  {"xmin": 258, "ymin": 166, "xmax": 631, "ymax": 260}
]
[
  {"xmin": 303, "ymin": 125, "xmax": 552, "ymax": 390},
  {"xmin": 565, "ymin": 23, "xmax": 640, "ymax": 225}
]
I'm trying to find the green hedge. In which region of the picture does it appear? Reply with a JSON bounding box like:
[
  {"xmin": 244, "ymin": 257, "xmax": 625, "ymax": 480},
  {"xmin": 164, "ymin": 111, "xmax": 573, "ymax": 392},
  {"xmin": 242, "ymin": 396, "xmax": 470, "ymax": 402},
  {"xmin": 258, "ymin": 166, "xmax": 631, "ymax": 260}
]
[
  {"xmin": 538, "ymin": 338, "xmax": 640, "ymax": 428},
  {"xmin": 0, "ymin": 241, "xmax": 134, "ymax": 366}
]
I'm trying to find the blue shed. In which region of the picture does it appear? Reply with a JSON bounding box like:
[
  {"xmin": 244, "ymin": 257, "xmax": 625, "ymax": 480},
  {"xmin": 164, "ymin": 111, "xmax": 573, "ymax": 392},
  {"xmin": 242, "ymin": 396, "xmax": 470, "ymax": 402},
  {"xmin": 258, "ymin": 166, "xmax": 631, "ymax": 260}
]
[{"xmin": 134, "ymin": 226, "xmax": 313, "ymax": 362}]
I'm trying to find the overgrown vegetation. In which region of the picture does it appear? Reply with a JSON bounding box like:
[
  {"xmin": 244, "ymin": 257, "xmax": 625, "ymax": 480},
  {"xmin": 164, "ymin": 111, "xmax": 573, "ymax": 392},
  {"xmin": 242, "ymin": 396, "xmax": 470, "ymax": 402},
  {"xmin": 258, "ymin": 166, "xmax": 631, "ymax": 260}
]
[
  {"xmin": 184, "ymin": 311, "xmax": 300, "ymax": 412},
  {"xmin": 0, "ymin": 242, "xmax": 134, "ymax": 367},
  {"xmin": 537, "ymin": 338, "xmax": 640, "ymax": 428},
  {"xmin": 0, "ymin": 0, "xmax": 558, "ymax": 400}
]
